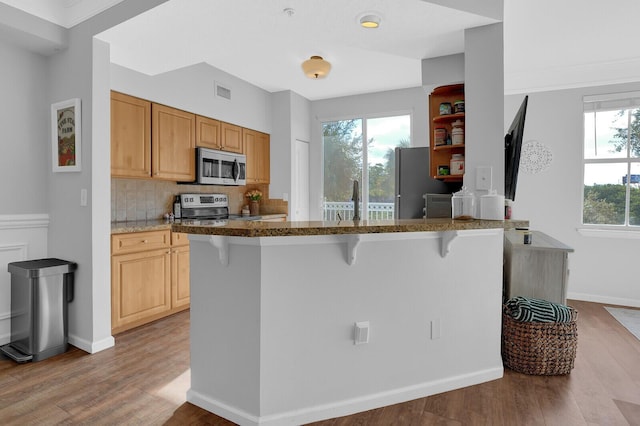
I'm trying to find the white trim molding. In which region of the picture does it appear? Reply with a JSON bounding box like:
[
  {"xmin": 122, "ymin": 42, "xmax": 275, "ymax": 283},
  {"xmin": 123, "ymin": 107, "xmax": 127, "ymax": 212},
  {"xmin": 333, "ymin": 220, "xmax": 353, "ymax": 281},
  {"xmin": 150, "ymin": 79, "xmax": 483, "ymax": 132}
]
[
  {"xmin": 0, "ymin": 214, "xmax": 49, "ymax": 230},
  {"xmin": 0, "ymin": 214, "xmax": 49, "ymax": 346}
]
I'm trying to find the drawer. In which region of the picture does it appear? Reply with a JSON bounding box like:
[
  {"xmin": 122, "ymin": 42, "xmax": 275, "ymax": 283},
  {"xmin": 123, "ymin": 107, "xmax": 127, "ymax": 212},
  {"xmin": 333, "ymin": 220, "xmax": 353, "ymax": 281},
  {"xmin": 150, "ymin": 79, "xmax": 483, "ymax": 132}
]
[
  {"xmin": 171, "ymin": 232, "xmax": 190, "ymax": 247},
  {"xmin": 112, "ymin": 230, "xmax": 171, "ymax": 255}
]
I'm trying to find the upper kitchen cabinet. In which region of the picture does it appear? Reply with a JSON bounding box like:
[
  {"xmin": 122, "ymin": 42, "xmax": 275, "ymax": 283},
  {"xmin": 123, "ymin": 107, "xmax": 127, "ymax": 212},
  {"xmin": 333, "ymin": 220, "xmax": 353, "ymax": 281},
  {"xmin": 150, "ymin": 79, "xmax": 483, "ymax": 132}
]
[
  {"xmin": 111, "ymin": 91, "xmax": 151, "ymax": 178},
  {"xmin": 220, "ymin": 122, "xmax": 243, "ymax": 153},
  {"xmin": 195, "ymin": 115, "xmax": 221, "ymax": 150},
  {"xmin": 111, "ymin": 92, "xmax": 196, "ymax": 182},
  {"xmin": 243, "ymin": 128, "xmax": 270, "ymax": 184},
  {"xmin": 429, "ymin": 84, "xmax": 465, "ymax": 183},
  {"xmin": 151, "ymin": 103, "xmax": 196, "ymax": 182},
  {"xmin": 195, "ymin": 116, "xmax": 243, "ymax": 153}
]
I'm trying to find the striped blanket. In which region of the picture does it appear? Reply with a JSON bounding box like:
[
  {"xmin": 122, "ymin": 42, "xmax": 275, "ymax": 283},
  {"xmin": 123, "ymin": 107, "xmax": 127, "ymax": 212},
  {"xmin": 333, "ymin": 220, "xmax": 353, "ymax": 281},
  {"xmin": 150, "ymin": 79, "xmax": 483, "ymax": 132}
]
[{"xmin": 505, "ymin": 296, "xmax": 574, "ymax": 323}]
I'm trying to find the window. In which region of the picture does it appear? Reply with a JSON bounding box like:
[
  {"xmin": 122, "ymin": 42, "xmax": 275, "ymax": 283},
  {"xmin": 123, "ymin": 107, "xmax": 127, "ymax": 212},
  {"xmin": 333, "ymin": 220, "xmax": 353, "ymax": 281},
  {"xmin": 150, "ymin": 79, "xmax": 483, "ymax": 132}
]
[
  {"xmin": 583, "ymin": 92, "xmax": 640, "ymax": 227},
  {"xmin": 322, "ymin": 114, "xmax": 410, "ymax": 220}
]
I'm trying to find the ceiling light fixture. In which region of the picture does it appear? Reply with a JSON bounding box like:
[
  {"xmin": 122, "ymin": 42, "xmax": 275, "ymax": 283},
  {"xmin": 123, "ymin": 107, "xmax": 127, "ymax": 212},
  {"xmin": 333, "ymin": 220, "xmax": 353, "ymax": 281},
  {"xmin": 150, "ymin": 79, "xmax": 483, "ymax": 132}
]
[
  {"xmin": 359, "ymin": 14, "xmax": 381, "ymax": 29},
  {"xmin": 301, "ymin": 56, "xmax": 331, "ymax": 79}
]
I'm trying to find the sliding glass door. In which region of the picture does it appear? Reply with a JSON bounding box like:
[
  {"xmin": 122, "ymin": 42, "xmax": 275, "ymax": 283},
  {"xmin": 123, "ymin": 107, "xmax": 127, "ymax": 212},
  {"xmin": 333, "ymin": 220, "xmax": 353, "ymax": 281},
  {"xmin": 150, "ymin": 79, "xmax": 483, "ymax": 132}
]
[{"xmin": 322, "ymin": 114, "xmax": 410, "ymax": 220}]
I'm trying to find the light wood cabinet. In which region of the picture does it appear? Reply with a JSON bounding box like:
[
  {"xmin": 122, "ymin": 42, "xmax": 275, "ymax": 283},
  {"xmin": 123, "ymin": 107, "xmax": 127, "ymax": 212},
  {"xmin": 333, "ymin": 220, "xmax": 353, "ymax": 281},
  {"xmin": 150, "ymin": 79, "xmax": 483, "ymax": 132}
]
[
  {"xmin": 171, "ymin": 232, "xmax": 190, "ymax": 310},
  {"xmin": 195, "ymin": 115, "xmax": 222, "ymax": 150},
  {"xmin": 111, "ymin": 230, "xmax": 190, "ymax": 334},
  {"xmin": 429, "ymin": 84, "xmax": 465, "ymax": 183},
  {"xmin": 111, "ymin": 92, "xmax": 151, "ymax": 178},
  {"xmin": 195, "ymin": 116, "xmax": 243, "ymax": 153},
  {"xmin": 220, "ymin": 122, "xmax": 243, "ymax": 153},
  {"xmin": 111, "ymin": 92, "xmax": 196, "ymax": 181},
  {"xmin": 243, "ymin": 128, "xmax": 270, "ymax": 184},
  {"xmin": 503, "ymin": 230, "xmax": 574, "ymax": 304},
  {"xmin": 152, "ymin": 104, "xmax": 196, "ymax": 181}
]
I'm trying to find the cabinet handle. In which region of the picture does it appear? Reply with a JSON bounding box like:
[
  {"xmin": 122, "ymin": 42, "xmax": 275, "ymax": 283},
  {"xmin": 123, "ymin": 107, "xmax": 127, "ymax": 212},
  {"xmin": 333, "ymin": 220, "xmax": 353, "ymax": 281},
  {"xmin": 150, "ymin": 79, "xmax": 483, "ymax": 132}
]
[{"xmin": 142, "ymin": 239, "xmax": 148, "ymax": 244}]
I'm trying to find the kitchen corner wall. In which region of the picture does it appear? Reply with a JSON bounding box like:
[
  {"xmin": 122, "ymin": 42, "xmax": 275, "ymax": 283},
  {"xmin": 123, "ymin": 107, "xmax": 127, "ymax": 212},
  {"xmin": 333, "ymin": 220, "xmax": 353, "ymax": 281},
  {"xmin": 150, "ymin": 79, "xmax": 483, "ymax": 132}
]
[{"xmin": 111, "ymin": 178, "xmax": 280, "ymax": 221}]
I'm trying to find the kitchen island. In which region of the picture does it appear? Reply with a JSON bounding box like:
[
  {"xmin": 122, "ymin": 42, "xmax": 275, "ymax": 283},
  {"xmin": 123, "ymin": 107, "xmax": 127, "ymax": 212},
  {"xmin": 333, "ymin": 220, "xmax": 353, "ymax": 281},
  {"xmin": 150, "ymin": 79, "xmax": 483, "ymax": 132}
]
[{"xmin": 172, "ymin": 218, "xmax": 515, "ymax": 426}]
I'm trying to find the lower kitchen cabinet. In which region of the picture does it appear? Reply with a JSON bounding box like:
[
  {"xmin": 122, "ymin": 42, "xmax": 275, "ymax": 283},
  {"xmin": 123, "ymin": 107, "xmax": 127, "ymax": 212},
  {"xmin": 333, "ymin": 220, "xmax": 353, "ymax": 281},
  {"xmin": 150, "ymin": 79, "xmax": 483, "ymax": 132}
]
[
  {"xmin": 171, "ymin": 232, "xmax": 190, "ymax": 310},
  {"xmin": 111, "ymin": 230, "xmax": 190, "ymax": 334}
]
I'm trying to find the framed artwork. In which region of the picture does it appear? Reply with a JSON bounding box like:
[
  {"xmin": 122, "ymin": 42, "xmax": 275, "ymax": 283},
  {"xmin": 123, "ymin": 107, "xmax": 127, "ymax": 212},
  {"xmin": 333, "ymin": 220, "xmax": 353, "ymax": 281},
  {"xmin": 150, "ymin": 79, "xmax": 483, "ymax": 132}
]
[{"xmin": 51, "ymin": 98, "xmax": 81, "ymax": 172}]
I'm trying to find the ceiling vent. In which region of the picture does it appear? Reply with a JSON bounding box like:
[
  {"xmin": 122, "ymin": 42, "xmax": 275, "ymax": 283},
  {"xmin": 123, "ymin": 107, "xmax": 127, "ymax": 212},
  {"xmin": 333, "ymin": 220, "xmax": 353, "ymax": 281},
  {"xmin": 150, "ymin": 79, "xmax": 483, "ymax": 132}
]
[{"xmin": 215, "ymin": 83, "xmax": 231, "ymax": 101}]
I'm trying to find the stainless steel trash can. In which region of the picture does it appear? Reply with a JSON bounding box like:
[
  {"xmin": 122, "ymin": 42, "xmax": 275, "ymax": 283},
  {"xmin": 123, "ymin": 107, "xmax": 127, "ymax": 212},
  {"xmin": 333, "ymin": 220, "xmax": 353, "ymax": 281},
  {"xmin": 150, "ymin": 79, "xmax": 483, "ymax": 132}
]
[{"xmin": 0, "ymin": 258, "xmax": 76, "ymax": 362}]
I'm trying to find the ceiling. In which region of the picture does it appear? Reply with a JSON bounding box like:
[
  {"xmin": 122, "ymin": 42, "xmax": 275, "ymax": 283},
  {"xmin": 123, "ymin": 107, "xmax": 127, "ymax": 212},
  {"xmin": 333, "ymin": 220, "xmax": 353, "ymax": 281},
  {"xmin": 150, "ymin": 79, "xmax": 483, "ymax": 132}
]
[
  {"xmin": 94, "ymin": 0, "xmax": 497, "ymax": 100},
  {"xmin": 3, "ymin": 0, "xmax": 640, "ymax": 99}
]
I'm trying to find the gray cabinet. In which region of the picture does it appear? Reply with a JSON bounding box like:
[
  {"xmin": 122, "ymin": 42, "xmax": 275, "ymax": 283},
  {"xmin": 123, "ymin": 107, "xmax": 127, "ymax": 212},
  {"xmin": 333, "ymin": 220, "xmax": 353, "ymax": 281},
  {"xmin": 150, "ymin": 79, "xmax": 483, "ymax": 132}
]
[{"xmin": 503, "ymin": 230, "xmax": 574, "ymax": 304}]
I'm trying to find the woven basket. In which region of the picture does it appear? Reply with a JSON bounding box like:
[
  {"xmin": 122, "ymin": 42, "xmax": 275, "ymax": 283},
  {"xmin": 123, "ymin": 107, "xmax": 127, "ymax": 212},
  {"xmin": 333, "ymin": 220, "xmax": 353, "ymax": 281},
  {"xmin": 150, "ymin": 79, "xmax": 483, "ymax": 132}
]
[{"xmin": 501, "ymin": 305, "xmax": 578, "ymax": 375}]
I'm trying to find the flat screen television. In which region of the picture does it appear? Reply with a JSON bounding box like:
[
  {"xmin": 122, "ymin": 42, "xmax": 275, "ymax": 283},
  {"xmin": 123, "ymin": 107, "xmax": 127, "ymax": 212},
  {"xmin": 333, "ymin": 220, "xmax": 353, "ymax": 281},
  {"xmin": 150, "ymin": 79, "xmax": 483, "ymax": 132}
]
[{"xmin": 504, "ymin": 95, "xmax": 528, "ymax": 201}]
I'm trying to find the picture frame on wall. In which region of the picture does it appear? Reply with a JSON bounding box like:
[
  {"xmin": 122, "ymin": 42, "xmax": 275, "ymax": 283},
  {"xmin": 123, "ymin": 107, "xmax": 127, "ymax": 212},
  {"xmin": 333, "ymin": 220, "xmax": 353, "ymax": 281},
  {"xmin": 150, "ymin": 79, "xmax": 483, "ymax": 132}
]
[{"xmin": 51, "ymin": 98, "xmax": 81, "ymax": 172}]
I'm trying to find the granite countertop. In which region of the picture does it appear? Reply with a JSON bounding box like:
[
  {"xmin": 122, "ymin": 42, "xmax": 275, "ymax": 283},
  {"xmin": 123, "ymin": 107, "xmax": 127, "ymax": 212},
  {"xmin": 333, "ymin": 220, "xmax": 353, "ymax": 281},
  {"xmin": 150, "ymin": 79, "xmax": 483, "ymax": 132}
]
[
  {"xmin": 111, "ymin": 214, "xmax": 287, "ymax": 234},
  {"xmin": 171, "ymin": 218, "xmax": 530, "ymax": 238}
]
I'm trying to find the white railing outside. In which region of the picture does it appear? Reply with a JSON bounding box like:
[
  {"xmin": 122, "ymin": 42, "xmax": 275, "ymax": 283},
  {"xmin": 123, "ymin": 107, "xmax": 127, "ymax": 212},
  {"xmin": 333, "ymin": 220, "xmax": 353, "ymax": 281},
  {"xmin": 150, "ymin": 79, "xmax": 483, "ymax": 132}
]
[{"xmin": 323, "ymin": 201, "xmax": 395, "ymax": 221}]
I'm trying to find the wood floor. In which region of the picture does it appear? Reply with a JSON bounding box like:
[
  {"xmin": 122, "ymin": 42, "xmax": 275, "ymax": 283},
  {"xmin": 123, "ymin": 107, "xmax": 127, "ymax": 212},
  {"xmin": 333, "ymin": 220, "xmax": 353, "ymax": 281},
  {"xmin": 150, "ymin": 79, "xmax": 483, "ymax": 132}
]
[{"xmin": 1, "ymin": 299, "xmax": 640, "ymax": 425}]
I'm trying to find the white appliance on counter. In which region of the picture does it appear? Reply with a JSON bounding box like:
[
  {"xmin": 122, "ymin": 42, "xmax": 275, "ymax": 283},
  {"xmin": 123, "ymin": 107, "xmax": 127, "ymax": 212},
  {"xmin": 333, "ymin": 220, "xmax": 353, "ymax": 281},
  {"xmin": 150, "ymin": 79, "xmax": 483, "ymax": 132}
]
[{"xmin": 196, "ymin": 148, "xmax": 246, "ymax": 186}]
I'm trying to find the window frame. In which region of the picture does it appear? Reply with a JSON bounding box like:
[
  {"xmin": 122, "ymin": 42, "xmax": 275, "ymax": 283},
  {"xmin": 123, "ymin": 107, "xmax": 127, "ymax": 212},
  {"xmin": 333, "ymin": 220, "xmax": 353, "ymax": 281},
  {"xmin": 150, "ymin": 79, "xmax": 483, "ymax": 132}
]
[
  {"xmin": 320, "ymin": 110, "xmax": 413, "ymax": 220},
  {"xmin": 581, "ymin": 91, "xmax": 640, "ymax": 232}
]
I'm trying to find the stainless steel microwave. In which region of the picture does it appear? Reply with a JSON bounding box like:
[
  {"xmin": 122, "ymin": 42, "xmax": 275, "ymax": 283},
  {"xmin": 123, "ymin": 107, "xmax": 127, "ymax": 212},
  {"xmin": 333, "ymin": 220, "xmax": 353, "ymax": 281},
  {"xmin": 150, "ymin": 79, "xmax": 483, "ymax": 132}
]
[{"xmin": 196, "ymin": 148, "xmax": 246, "ymax": 186}]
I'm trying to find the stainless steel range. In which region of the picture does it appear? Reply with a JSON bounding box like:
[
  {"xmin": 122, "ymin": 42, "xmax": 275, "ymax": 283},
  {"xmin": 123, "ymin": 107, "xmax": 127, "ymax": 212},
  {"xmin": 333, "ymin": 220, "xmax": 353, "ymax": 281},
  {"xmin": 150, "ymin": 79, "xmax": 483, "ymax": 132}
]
[{"xmin": 179, "ymin": 193, "xmax": 250, "ymax": 225}]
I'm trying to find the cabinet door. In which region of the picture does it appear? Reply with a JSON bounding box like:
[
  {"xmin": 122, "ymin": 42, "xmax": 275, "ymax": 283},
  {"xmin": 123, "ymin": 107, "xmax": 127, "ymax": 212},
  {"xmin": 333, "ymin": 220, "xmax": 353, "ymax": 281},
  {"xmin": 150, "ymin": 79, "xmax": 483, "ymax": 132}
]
[
  {"xmin": 257, "ymin": 132, "xmax": 270, "ymax": 183},
  {"xmin": 111, "ymin": 92, "xmax": 151, "ymax": 178},
  {"xmin": 111, "ymin": 248, "xmax": 172, "ymax": 333},
  {"xmin": 243, "ymin": 128, "xmax": 270, "ymax": 184},
  {"xmin": 171, "ymin": 244, "xmax": 190, "ymax": 310},
  {"xmin": 196, "ymin": 115, "xmax": 221, "ymax": 150},
  {"xmin": 152, "ymin": 104, "xmax": 196, "ymax": 181},
  {"xmin": 243, "ymin": 128, "xmax": 258, "ymax": 183},
  {"xmin": 221, "ymin": 122, "xmax": 243, "ymax": 153}
]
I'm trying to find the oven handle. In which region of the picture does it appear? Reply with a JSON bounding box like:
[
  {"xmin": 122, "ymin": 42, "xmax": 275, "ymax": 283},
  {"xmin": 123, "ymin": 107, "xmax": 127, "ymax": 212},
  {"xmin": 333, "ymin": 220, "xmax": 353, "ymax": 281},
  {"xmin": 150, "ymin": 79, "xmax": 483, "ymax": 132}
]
[{"xmin": 232, "ymin": 159, "xmax": 239, "ymax": 182}]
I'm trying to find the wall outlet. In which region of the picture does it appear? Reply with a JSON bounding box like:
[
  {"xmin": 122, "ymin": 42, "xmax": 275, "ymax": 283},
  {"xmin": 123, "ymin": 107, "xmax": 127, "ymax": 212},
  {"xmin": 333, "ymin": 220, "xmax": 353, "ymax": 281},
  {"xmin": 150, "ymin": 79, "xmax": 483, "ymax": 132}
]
[
  {"xmin": 476, "ymin": 166, "xmax": 492, "ymax": 190},
  {"xmin": 283, "ymin": 193, "xmax": 289, "ymax": 202}
]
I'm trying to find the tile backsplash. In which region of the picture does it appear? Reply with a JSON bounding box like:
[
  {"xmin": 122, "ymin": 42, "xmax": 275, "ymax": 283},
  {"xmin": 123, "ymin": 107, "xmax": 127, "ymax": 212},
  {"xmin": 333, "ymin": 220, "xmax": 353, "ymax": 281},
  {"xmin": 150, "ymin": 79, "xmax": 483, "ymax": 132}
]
[{"xmin": 111, "ymin": 178, "xmax": 279, "ymax": 222}]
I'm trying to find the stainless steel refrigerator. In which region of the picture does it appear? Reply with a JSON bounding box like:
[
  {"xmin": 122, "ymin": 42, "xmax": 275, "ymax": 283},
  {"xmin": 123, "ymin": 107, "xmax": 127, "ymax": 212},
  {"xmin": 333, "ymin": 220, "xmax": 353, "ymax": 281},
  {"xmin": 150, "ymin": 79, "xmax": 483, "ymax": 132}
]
[{"xmin": 394, "ymin": 147, "xmax": 452, "ymax": 219}]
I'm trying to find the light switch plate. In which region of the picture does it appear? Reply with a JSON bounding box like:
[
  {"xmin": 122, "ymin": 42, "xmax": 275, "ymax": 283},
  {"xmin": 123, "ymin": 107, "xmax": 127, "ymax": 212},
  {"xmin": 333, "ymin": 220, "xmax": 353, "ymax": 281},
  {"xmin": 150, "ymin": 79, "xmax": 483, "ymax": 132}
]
[
  {"xmin": 354, "ymin": 321, "xmax": 370, "ymax": 345},
  {"xmin": 80, "ymin": 188, "xmax": 87, "ymax": 207}
]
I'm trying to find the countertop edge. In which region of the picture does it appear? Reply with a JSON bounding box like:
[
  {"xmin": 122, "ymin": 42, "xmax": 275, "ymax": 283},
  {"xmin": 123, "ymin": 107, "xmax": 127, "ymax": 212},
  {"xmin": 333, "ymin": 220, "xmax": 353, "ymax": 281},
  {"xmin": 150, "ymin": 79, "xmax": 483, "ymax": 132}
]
[{"xmin": 112, "ymin": 219, "xmax": 529, "ymax": 236}]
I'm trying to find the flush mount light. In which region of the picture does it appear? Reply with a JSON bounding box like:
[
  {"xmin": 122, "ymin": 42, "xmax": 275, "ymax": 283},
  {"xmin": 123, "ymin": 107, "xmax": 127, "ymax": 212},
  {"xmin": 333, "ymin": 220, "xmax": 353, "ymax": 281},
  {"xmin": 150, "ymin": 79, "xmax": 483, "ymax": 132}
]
[
  {"xmin": 301, "ymin": 56, "xmax": 331, "ymax": 79},
  {"xmin": 359, "ymin": 14, "xmax": 381, "ymax": 28}
]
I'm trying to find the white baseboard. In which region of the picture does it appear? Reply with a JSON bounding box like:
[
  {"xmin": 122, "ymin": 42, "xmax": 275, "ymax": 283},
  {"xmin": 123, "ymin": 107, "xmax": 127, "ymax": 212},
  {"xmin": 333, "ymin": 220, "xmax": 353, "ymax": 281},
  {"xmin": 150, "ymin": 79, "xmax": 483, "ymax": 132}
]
[
  {"xmin": 68, "ymin": 334, "xmax": 115, "ymax": 354},
  {"xmin": 567, "ymin": 292, "xmax": 640, "ymax": 308},
  {"xmin": 187, "ymin": 367, "xmax": 503, "ymax": 426}
]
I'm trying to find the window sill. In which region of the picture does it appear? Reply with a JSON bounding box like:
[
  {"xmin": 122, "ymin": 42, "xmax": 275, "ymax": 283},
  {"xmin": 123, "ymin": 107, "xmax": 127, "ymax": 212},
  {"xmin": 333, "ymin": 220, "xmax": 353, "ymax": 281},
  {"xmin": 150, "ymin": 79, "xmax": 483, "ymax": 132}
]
[{"xmin": 577, "ymin": 227, "xmax": 640, "ymax": 239}]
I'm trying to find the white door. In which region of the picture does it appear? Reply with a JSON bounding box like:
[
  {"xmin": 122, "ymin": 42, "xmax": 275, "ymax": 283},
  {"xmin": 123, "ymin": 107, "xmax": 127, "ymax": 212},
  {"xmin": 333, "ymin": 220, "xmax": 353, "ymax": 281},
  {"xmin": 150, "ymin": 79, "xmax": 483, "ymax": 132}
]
[{"xmin": 294, "ymin": 139, "xmax": 310, "ymax": 221}]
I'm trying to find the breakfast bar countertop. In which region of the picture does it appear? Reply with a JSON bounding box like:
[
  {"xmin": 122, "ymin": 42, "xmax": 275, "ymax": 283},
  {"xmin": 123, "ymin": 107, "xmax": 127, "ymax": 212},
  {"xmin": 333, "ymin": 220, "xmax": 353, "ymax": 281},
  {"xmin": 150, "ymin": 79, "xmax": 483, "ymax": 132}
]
[{"xmin": 172, "ymin": 218, "xmax": 529, "ymax": 238}]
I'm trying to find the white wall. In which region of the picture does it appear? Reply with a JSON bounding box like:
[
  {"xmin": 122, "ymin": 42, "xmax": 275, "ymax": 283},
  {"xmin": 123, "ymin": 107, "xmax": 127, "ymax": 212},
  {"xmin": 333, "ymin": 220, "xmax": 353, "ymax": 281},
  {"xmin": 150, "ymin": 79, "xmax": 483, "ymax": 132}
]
[
  {"xmin": 43, "ymin": 0, "xmax": 169, "ymax": 352},
  {"xmin": 464, "ymin": 23, "xmax": 504, "ymax": 195},
  {"xmin": 0, "ymin": 32, "xmax": 51, "ymax": 347},
  {"xmin": 0, "ymin": 39, "xmax": 49, "ymax": 214},
  {"xmin": 506, "ymin": 81, "xmax": 640, "ymax": 307},
  {"xmin": 110, "ymin": 63, "xmax": 272, "ymax": 134},
  {"xmin": 270, "ymin": 90, "xmax": 312, "ymax": 215}
]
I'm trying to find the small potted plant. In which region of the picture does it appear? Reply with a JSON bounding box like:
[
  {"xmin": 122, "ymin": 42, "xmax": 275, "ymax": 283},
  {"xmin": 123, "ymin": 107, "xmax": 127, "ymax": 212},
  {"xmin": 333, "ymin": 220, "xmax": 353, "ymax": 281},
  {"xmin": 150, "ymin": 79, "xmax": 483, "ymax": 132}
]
[{"xmin": 245, "ymin": 189, "xmax": 262, "ymax": 216}]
